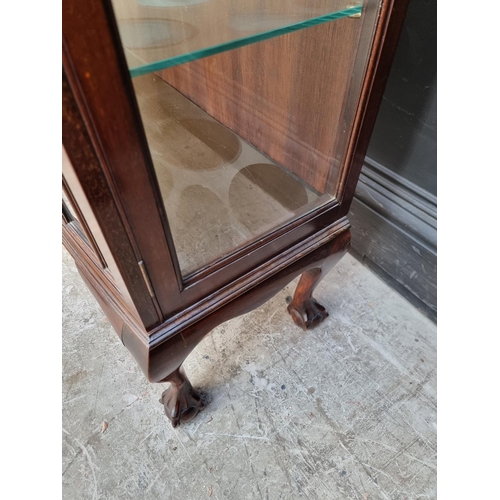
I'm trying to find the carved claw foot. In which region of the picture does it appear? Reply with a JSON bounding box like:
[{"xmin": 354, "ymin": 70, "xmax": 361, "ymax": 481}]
[
  {"xmin": 287, "ymin": 297, "xmax": 329, "ymax": 330},
  {"xmin": 159, "ymin": 366, "xmax": 205, "ymax": 427},
  {"xmin": 286, "ymin": 266, "xmax": 331, "ymax": 330}
]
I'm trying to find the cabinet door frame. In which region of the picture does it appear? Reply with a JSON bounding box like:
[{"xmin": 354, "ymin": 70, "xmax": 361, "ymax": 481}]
[{"xmin": 63, "ymin": 0, "xmax": 408, "ymax": 327}]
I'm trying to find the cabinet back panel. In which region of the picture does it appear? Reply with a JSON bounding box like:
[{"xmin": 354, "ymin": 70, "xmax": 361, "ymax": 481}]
[{"xmin": 157, "ymin": 17, "xmax": 363, "ymax": 195}]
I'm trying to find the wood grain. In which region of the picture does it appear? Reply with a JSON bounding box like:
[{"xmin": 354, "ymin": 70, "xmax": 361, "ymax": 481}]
[
  {"xmin": 111, "ymin": 0, "xmax": 351, "ymax": 67},
  {"xmin": 64, "ymin": 0, "xmax": 185, "ymax": 320},
  {"xmin": 157, "ymin": 16, "xmax": 362, "ymax": 194},
  {"xmin": 63, "ymin": 0, "xmax": 409, "ymax": 427}
]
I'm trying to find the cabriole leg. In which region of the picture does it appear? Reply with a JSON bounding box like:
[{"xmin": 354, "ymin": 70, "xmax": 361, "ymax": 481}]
[
  {"xmin": 287, "ymin": 230, "xmax": 351, "ymax": 330},
  {"xmin": 159, "ymin": 365, "xmax": 204, "ymax": 427},
  {"xmin": 149, "ymin": 229, "xmax": 350, "ymax": 426},
  {"xmin": 287, "ymin": 267, "xmax": 329, "ymax": 330}
]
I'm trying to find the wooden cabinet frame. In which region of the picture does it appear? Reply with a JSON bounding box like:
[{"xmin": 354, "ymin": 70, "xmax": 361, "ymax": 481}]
[{"xmin": 63, "ymin": 0, "xmax": 408, "ymax": 426}]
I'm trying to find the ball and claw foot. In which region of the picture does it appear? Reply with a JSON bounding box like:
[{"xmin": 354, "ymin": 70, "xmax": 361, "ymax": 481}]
[
  {"xmin": 159, "ymin": 372, "xmax": 205, "ymax": 427},
  {"xmin": 287, "ymin": 297, "xmax": 329, "ymax": 330}
]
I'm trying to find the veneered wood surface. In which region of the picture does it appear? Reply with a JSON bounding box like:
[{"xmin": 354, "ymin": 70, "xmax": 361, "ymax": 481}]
[
  {"xmin": 62, "ymin": 0, "xmax": 411, "ymax": 432},
  {"xmin": 111, "ymin": 0, "xmax": 352, "ymax": 67},
  {"xmin": 158, "ymin": 17, "xmax": 362, "ymax": 194},
  {"xmin": 63, "ymin": 174, "xmax": 107, "ymax": 269},
  {"xmin": 63, "ymin": 0, "xmax": 185, "ymax": 321},
  {"xmin": 63, "ymin": 0, "xmax": 405, "ymax": 322},
  {"xmin": 124, "ymin": 228, "xmax": 352, "ymax": 382},
  {"xmin": 62, "ymin": 71, "xmax": 161, "ymax": 329},
  {"xmin": 63, "ymin": 0, "xmax": 410, "ymax": 426}
]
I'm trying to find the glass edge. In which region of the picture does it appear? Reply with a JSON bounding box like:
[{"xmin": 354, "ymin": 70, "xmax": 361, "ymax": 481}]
[
  {"xmin": 129, "ymin": 5, "xmax": 363, "ymax": 78},
  {"xmin": 182, "ymin": 195, "xmax": 340, "ymax": 283}
]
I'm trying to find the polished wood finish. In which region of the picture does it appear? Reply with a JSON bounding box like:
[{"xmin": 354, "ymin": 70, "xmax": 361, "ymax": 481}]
[
  {"xmin": 62, "ymin": 0, "xmax": 408, "ymax": 426},
  {"xmin": 287, "ymin": 238, "xmax": 350, "ymax": 330},
  {"xmin": 63, "ymin": 0, "xmax": 406, "ymax": 319},
  {"xmin": 159, "ymin": 365, "xmax": 205, "ymax": 428},
  {"xmin": 155, "ymin": 228, "xmax": 350, "ymax": 426},
  {"xmin": 63, "ymin": 0, "xmax": 183, "ymax": 320},
  {"xmin": 157, "ymin": 15, "xmax": 364, "ymax": 195},
  {"xmin": 63, "ymin": 174, "xmax": 107, "ymax": 269},
  {"xmin": 111, "ymin": 0, "xmax": 354, "ymax": 68},
  {"xmin": 62, "ymin": 72, "xmax": 160, "ymax": 328},
  {"xmin": 338, "ymin": 0, "xmax": 410, "ymax": 213}
]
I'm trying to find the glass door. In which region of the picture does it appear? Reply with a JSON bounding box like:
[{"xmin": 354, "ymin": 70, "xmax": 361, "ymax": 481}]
[{"xmin": 109, "ymin": 0, "xmax": 381, "ymax": 277}]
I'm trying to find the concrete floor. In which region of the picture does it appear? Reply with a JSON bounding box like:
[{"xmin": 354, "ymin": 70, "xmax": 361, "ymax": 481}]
[{"xmin": 62, "ymin": 248, "xmax": 436, "ymax": 500}]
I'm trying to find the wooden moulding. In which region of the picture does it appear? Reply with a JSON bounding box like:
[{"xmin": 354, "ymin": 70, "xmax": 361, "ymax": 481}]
[
  {"xmin": 63, "ymin": 0, "xmax": 410, "ymax": 426},
  {"xmin": 65, "ymin": 213, "xmax": 350, "ymax": 425},
  {"xmin": 64, "ymin": 215, "xmax": 351, "ymax": 379},
  {"xmin": 63, "ymin": 0, "xmax": 407, "ymax": 322}
]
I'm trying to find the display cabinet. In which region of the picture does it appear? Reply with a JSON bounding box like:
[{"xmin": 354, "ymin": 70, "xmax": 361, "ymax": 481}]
[{"xmin": 63, "ymin": 0, "xmax": 408, "ymax": 426}]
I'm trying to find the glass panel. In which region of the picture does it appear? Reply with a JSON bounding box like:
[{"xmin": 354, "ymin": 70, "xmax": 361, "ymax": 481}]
[
  {"xmin": 132, "ymin": 72, "xmax": 327, "ymax": 273},
  {"xmin": 62, "ymin": 190, "xmax": 80, "ymax": 224},
  {"xmin": 114, "ymin": 1, "xmax": 380, "ymax": 276},
  {"xmin": 110, "ymin": 0, "xmax": 362, "ymax": 77}
]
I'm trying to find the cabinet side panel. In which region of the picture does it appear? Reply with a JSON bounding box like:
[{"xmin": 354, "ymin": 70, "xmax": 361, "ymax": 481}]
[
  {"xmin": 63, "ymin": 150, "xmax": 141, "ymax": 320},
  {"xmin": 62, "ymin": 70, "xmax": 161, "ymax": 329},
  {"xmin": 63, "ymin": 0, "xmax": 186, "ymax": 319}
]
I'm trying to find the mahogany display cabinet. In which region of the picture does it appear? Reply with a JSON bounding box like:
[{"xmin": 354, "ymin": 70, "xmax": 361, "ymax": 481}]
[{"xmin": 62, "ymin": 0, "xmax": 408, "ymax": 427}]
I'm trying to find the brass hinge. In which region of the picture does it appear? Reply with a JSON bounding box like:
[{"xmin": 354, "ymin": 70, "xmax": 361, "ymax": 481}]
[{"xmin": 138, "ymin": 260, "xmax": 156, "ymax": 298}]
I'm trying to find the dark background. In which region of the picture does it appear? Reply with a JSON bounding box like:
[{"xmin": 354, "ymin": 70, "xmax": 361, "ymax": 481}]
[{"xmin": 349, "ymin": 0, "xmax": 437, "ymax": 320}]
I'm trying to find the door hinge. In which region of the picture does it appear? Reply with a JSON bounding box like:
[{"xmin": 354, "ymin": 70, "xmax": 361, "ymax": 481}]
[{"xmin": 138, "ymin": 260, "xmax": 156, "ymax": 298}]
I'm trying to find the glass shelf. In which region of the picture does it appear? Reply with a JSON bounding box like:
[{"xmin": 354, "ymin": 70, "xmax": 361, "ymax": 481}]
[{"xmin": 110, "ymin": 0, "xmax": 362, "ymax": 77}]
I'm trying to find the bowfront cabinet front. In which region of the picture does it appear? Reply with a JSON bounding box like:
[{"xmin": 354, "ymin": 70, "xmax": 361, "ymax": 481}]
[{"xmin": 62, "ymin": 0, "xmax": 408, "ymax": 426}]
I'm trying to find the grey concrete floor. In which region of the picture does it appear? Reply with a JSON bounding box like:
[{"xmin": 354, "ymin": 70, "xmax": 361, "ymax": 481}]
[{"xmin": 62, "ymin": 248, "xmax": 436, "ymax": 500}]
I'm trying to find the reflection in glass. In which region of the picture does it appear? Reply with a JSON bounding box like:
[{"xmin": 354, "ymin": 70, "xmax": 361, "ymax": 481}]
[
  {"xmin": 117, "ymin": 19, "xmax": 196, "ymax": 50},
  {"xmin": 110, "ymin": 0, "xmax": 362, "ymax": 76},
  {"xmin": 136, "ymin": 0, "xmax": 210, "ymax": 7},
  {"xmin": 229, "ymin": 164, "xmax": 310, "ymax": 232},
  {"xmin": 133, "ymin": 73, "xmax": 326, "ymax": 274},
  {"xmin": 112, "ymin": 0, "xmax": 381, "ymax": 276}
]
